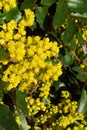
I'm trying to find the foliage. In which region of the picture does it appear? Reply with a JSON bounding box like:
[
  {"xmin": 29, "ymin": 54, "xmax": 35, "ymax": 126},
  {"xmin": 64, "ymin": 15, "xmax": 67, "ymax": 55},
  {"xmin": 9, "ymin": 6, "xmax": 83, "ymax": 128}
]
[{"xmin": 0, "ymin": 0, "xmax": 87, "ymax": 130}]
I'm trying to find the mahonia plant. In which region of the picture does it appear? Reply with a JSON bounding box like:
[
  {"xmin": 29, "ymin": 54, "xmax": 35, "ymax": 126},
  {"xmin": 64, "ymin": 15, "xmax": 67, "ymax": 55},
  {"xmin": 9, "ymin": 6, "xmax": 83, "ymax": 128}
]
[{"xmin": 0, "ymin": 0, "xmax": 87, "ymax": 130}]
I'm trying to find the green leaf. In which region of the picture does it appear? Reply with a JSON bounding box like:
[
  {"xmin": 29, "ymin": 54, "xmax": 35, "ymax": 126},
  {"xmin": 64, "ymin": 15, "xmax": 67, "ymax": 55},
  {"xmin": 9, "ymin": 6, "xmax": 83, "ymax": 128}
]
[
  {"xmin": 7, "ymin": 89, "xmax": 16, "ymax": 105},
  {"xmin": 68, "ymin": 0, "xmax": 87, "ymax": 13},
  {"xmin": 16, "ymin": 91, "xmax": 28, "ymax": 116},
  {"xmin": 0, "ymin": 125, "xmax": 5, "ymax": 130},
  {"xmin": 42, "ymin": 98, "xmax": 49, "ymax": 104},
  {"xmin": 78, "ymin": 89, "xmax": 87, "ymax": 113},
  {"xmin": 47, "ymin": 32, "xmax": 58, "ymax": 42},
  {"xmin": 0, "ymin": 80, "xmax": 9, "ymax": 91},
  {"xmin": 35, "ymin": 7, "xmax": 48, "ymax": 29},
  {"xmin": 52, "ymin": 1, "xmax": 68, "ymax": 29},
  {"xmin": 35, "ymin": 7, "xmax": 47, "ymax": 28},
  {"xmin": 30, "ymin": 21, "xmax": 37, "ymax": 31},
  {"xmin": 72, "ymin": 66, "xmax": 87, "ymax": 82},
  {"xmin": 68, "ymin": 0, "xmax": 87, "ymax": 23},
  {"xmin": 19, "ymin": 113, "xmax": 27, "ymax": 130},
  {"xmin": 53, "ymin": 81, "xmax": 66, "ymax": 91},
  {"xmin": 71, "ymin": 12, "xmax": 87, "ymax": 23},
  {"xmin": 69, "ymin": 39, "xmax": 77, "ymax": 50},
  {"xmin": 0, "ymin": 13, "xmax": 6, "ymax": 24},
  {"xmin": 0, "ymin": 68, "xmax": 3, "ymax": 78},
  {"xmin": 76, "ymin": 33, "xmax": 84, "ymax": 45},
  {"xmin": 61, "ymin": 53, "xmax": 73, "ymax": 65},
  {"xmin": 0, "ymin": 91, "xmax": 3, "ymax": 104},
  {"xmin": 45, "ymin": 58, "xmax": 57, "ymax": 65},
  {"xmin": 5, "ymin": 7, "xmax": 21, "ymax": 22},
  {"xmin": 21, "ymin": 0, "xmax": 35, "ymax": 10},
  {"xmin": 15, "ymin": 108, "xmax": 27, "ymax": 130},
  {"xmin": 72, "ymin": 66, "xmax": 83, "ymax": 73},
  {"xmin": 0, "ymin": 45, "xmax": 9, "ymax": 60},
  {"xmin": 0, "ymin": 91, "xmax": 3, "ymax": 100},
  {"xmin": 61, "ymin": 18, "xmax": 76, "ymax": 43},
  {"xmin": 41, "ymin": 0, "xmax": 55, "ymax": 7},
  {"xmin": 0, "ymin": 104, "xmax": 19, "ymax": 130},
  {"xmin": 77, "ymin": 72, "xmax": 87, "ymax": 82}
]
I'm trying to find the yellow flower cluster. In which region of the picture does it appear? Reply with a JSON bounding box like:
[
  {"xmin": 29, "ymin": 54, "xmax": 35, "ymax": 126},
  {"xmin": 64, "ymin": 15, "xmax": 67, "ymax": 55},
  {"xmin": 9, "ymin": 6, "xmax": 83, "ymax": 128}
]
[
  {"xmin": 0, "ymin": 6, "xmax": 62, "ymax": 129},
  {"xmin": 26, "ymin": 97, "xmax": 59, "ymax": 129},
  {"xmin": 2, "ymin": 36, "xmax": 62, "ymax": 92},
  {"xmin": 0, "ymin": 8, "xmax": 35, "ymax": 91},
  {"xmin": 67, "ymin": 125, "xmax": 87, "ymax": 130},
  {"xmin": 0, "ymin": 0, "xmax": 16, "ymax": 11},
  {"xmin": 0, "ymin": 7, "xmax": 62, "ymax": 94},
  {"xmin": 58, "ymin": 113, "xmax": 83, "ymax": 128},
  {"xmin": 24, "ymin": 9, "xmax": 35, "ymax": 26},
  {"xmin": 0, "ymin": 9, "xmax": 35, "ymax": 46},
  {"xmin": 57, "ymin": 91, "xmax": 86, "ymax": 129},
  {"xmin": 25, "ymin": 90, "xmax": 87, "ymax": 129},
  {"xmin": 25, "ymin": 97, "xmax": 46, "ymax": 116}
]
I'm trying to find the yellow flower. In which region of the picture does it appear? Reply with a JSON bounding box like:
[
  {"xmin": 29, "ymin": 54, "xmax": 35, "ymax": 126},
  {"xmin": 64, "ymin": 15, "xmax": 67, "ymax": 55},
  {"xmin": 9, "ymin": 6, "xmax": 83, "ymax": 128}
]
[
  {"xmin": 1, "ymin": 0, "xmax": 16, "ymax": 11},
  {"xmin": 15, "ymin": 116, "xmax": 21, "ymax": 125},
  {"xmin": 34, "ymin": 126, "xmax": 41, "ymax": 130},
  {"xmin": 80, "ymin": 64, "xmax": 85, "ymax": 68},
  {"xmin": 73, "ymin": 126, "xmax": 79, "ymax": 130},
  {"xmin": 24, "ymin": 8, "xmax": 35, "ymax": 26},
  {"xmin": 67, "ymin": 127, "xmax": 71, "ymax": 130},
  {"xmin": 0, "ymin": 2, "xmax": 3, "ymax": 9},
  {"xmin": 61, "ymin": 91, "xmax": 70, "ymax": 98},
  {"xmin": 85, "ymin": 127, "xmax": 87, "ymax": 130},
  {"xmin": 26, "ymin": 125, "xmax": 31, "ymax": 130}
]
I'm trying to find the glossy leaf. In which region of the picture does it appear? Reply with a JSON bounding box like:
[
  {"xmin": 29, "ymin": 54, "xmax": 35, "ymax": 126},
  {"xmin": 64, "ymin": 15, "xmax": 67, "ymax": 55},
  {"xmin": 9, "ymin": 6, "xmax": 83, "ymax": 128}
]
[
  {"xmin": 21, "ymin": 0, "xmax": 35, "ymax": 10},
  {"xmin": 69, "ymin": 39, "xmax": 77, "ymax": 50},
  {"xmin": 0, "ymin": 81, "xmax": 9, "ymax": 91},
  {"xmin": 72, "ymin": 66, "xmax": 83, "ymax": 73},
  {"xmin": 68, "ymin": 0, "xmax": 87, "ymax": 13},
  {"xmin": 71, "ymin": 12, "xmax": 87, "ymax": 23},
  {"xmin": 35, "ymin": 7, "xmax": 48, "ymax": 29},
  {"xmin": 30, "ymin": 21, "xmax": 37, "ymax": 31},
  {"xmin": 53, "ymin": 81, "xmax": 66, "ymax": 91},
  {"xmin": 52, "ymin": 1, "xmax": 68, "ymax": 29},
  {"xmin": 0, "ymin": 45, "xmax": 9, "ymax": 60},
  {"xmin": 61, "ymin": 18, "xmax": 76, "ymax": 43},
  {"xmin": 16, "ymin": 91, "xmax": 28, "ymax": 116},
  {"xmin": 41, "ymin": 0, "xmax": 55, "ymax": 7},
  {"xmin": 68, "ymin": 0, "xmax": 87, "ymax": 22},
  {"xmin": 78, "ymin": 89, "xmax": 87, "ymax": 113},
  {"xmin": 72, "ymin": 66, "xmax": 87, "ymax": 82},
  {"xmin": 19, "ymin": 113, "xmax": 27, "ymax": 130},
  {"xmin": 77, "ymin": 72, "xmax": 87, "ymax": 82},
  {"xmin": 61, "ymin": 53, "xmax": 73, "ymax": 65},
  {"xmin": 15, "ymin": 108, "xmax": 27, "ymax": 130},
  {"xmin": 7, "ymin": 89, "xmax": 16, "ymax": 105},
  {"xmin": 5, "ymin": 7, "xmax": 21, "ymax": 22},
  {"xmin": 0, "ymin": 104, "xmax": 19, "ymax": 130},
  {"xmin": 48, "ymin": 32, "xmax": 58, "ymax": 42},
  {"xmin": 77, "ymin": 33, "xmax": 84, "ymax": 45}
]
